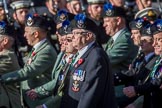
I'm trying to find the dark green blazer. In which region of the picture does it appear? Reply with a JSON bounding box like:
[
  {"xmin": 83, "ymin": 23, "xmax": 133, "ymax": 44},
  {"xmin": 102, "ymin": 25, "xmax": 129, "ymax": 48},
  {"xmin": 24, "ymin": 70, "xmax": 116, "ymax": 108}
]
[
  {"xmin": 0, "ymin": 50, "xmax": 21, "ymax": 108},
  {"xmin": 1, "ymin": 40, "xmax": 57, "ymax": 108},
  {"xmin": 105, "ymin": 28, "xmax": 138, "ymax": 73}
]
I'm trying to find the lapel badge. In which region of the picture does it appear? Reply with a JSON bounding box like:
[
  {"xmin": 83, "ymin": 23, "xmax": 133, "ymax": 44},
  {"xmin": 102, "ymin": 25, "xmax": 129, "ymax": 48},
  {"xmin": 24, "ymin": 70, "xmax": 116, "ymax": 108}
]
[{"xmin": 72, "ymin": 81, "xmax": 79, "ymax": 92}]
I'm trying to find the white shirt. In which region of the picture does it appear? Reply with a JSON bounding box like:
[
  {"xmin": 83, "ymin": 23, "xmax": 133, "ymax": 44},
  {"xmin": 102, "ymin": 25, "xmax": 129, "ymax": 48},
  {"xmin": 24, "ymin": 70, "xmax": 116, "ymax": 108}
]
[
  {"xmin": 112, "ymin": 28, "xmax": 125, "ymax": 42},
  {"xmin": 33, "ymin": 38, "xmax": 47, "ymax": 51}
]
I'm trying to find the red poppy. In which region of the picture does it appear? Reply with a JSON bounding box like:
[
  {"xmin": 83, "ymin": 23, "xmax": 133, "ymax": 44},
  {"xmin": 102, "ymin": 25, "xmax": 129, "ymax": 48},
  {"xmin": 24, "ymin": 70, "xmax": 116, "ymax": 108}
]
[
  {"xmin": 32, "ymin": 52, "xmax": 36, "ymax": 57},
  {"xmin": 78, "ymin": 58, "xmax": 84, "ymax": 65}
]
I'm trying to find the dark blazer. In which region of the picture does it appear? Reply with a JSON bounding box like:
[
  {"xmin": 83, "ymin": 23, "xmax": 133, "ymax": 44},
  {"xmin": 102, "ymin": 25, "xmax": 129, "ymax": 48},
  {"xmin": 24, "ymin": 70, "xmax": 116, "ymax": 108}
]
[
  {"xmin": 60, "ymin": 42, "xmax": 117, "ymax": 108},
  {"xmin": 134, "ymin": 55, "xmax": 162, "ymax": 108}
]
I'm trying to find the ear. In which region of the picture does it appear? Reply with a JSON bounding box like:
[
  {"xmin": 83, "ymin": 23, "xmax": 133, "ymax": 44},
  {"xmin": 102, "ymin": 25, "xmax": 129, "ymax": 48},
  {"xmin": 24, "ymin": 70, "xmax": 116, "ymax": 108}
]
[
  {"xmin": 13, "ymin": 12, "xmax": 17, "ymax": 20},
  {"xmin": 34, "ymin": 31, "xmax": 39, "ymax": 38},
  {"xmin": 87, "ymin": 5, "xmax": 91, "ymax": 14},
  {"xmin": 116, "ymin": 17, "xmax": 121, "ymax": 25},
  {"xmin": 3, "ymin": 37, "xmax": 8, "ymax": 45}
]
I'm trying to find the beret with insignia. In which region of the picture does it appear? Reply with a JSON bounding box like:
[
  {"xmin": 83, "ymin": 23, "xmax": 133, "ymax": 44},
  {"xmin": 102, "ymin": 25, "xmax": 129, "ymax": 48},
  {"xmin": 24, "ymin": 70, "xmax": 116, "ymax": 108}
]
[
  {"xmin": 55, "ymin": 9, "xmax": 75, "ymax": 24},
  {"xmin": 25, "ymin": 14, "xmax": 51, "ymax": 31},
  {"xmin": 58, "ymin": 20, "xmax": 72, "ymax": 36},
  {"xmin": 129, "ymin": 17, "xmax": 150, "ymax": 30},
  {"xmin": 141, "ymin": 24, "xmax": 152, "ymax": 37},
  {"xmin": 102, "ymin": 3, "xmax": 126, "ymax": 18},
  {"xmin": 150, "ymin": 19, "xmax": 162, "ymax": 35},
  {"xmin": 70, "ymin": 13, "xmax": 99, "ymax": 36},
  {"xmin": 10, "ymin": 0, "xmax": 32, "ymax": 10}
]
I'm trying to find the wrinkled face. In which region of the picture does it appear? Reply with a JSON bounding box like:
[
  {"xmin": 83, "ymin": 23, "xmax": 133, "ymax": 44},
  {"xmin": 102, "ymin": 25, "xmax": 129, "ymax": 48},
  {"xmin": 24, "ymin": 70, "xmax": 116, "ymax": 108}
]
[
  {"xmin": 57, "ymin": 33, "xmax": 66, "ymax": 52},
  {"xmin": 88, "ymin": 4, "xmax": 103, "ymax": 21},
  {"xmin": 15, "ymin": 8, "xmax": 29, "ymax": 25},
  {"xmin": 131, "ymin": 29, "xmax": 141, "ymax": 46},
  {"xmin": 152, "ymin": 32, "xmax": 162, "ymax": 55},
  {"xmin": 72, "ymin": 29, "xmax": 88, "ymax": 50},
  {"xmin": 69, "ymin": 1, "xmax": 82, "ymax": 15},
  {"xmin": 141, "ymin": 0, "xmax": 152, "ymax": 8},
  {"xmin": 103, "ymin": 17, "xmax": 118, "ymax": 36},
  {"xmin": 140, "ymin": 36, "xmax": 154, "ymax": 54},
  {"xmin": 24, "ymin": 27, "xmax": 36, "ymax": 46},
  {"xmin": 0, "ymin": 7, "xmax": 5, "ymax": 21},
  {"xmin": 65, "ymin": 33, "xmax": 76, "ymax": 53}
]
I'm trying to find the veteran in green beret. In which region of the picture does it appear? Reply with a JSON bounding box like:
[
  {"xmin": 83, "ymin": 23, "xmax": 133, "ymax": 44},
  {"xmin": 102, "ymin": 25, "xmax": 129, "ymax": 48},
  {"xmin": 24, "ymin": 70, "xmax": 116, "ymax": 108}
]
[
  {"xmin": 26, "ymin": 19, "xmax": 77, "ymax": 108},
  {"xmin": 102, "ymin": 3, "xmax": 138, "ymax": 107},
  {"xmin": 0, "ymin": 14, "xmax": 57, "ymax": 108}
]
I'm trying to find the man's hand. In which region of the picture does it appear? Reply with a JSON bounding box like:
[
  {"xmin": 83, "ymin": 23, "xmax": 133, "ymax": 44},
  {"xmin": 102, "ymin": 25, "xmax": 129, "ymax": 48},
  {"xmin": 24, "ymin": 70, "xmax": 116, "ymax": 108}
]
[
  {"xmin": 123, "ymin": 86, "xmax": 136, "ymax": 98},
  {"xmin": 26, "ymin": 89, "xmax": 38, "ymax": 100}
]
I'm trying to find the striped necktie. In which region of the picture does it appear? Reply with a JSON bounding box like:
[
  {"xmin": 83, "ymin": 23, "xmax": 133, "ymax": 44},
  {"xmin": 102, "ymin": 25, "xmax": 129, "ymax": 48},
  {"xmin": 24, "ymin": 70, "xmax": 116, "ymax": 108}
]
[{"xmin": 150, "ymin": 57, "xmax": 161, "ymax": 78}]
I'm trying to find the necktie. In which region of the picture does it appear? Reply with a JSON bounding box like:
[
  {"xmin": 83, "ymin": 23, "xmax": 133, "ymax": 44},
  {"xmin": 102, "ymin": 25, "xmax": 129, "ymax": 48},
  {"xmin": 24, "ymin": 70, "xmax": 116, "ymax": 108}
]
[
  {"xmin": 150, "ymin": 57, "xmax": 161, "ymax": 78},
  {"xmin": 105, "ymin": 38, "xmax": 114, "ymax": 50},
  {"xmin": 28, "ymin": 48, "xmax": 35, "ymax": 58}
]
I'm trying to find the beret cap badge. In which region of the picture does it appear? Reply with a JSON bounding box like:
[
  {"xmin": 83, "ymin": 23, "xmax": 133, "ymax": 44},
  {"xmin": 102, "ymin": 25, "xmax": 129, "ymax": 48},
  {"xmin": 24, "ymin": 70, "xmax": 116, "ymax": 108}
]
[
  {"xmin": 135, "ymin": 18, "xmax": 143, "ymax": 29},
  {"xmin": 26, "ymin": 14, "xmax": 33, "ymax": 26},
  {"xmin": 58, "ymin": 10, "xmax": 68, "ymax": 22},
  {"xmin": 62, "ymin": 20, "xmax": 70, "ymax": 33},
  {"xmin": 0, "ymin": 21, "xmax": 6, "ymax": 34},
  {"xmin": 104, "ymin": 3, "xmax": 114, "ymax": 16},
  {"xmin": 74, "ymin": 14, "xmax": 86, "ymax": 29}
]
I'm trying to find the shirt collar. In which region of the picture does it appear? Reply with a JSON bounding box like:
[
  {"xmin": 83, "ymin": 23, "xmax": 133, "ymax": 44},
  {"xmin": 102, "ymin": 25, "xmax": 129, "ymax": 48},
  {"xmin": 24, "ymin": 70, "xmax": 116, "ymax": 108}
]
[
  {"xmin": 145, "ymin": 52, "xmax": 154, "ymax": 62},
  {"xmin": 33, "ymin": 38, "xmax": 46, "ymax": 51},
  {"xmin": 73, "ymin": 41, "xmax": 95, "ymax": 64},
  {"xmin": 112, "ymin": 28, "xmax": 125, "ymax": 42}
]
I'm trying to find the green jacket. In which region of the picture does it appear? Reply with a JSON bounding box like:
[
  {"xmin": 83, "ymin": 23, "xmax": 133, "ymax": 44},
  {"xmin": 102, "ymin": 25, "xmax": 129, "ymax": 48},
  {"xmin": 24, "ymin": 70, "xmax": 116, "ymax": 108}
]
[
  {"xmin": 1, "ymin": 40, "xmax": 57, "ymax": 108},
  {"xmin": 105, "ymin": 28, "xmax": 138, "ymax": 73},
  {"xmin": 0, "ymin": 49, "xmax": 21, "ymax": 108},
  {"xmin": 34, "ymin": 52, "xmax": 65, "ymax": 108}
]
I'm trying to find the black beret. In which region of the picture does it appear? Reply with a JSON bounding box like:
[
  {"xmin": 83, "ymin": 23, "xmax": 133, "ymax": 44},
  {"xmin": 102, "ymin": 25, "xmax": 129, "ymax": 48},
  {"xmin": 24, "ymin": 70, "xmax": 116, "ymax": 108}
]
[
  {"xmin": 141, "ymin": 24, "xmax": 152, "ymax": 37},
  {"xmin": 55, "ymin": 9, "xmax": 75, "ymax": 24},
  {"xmin": 129, "ymin": 18, "xmax": 150, "ymax": 30},
  {"xmin": 70, "ymin": 13, "xmax": 99, "ymax": 36},
  {"xmin": 25, "ymin": 14, "xmax": 51, "ymax": 31},
  {"xmin": 102, "ymin": 3, "xmax": 126, "ymax": 18},
  {"xmin": 150, "ymin": 19, "xmax": 162, "ymax": 35},
  {"xmin": 58, "ymin": 20, "xmax": 72, "ymax": 36}
]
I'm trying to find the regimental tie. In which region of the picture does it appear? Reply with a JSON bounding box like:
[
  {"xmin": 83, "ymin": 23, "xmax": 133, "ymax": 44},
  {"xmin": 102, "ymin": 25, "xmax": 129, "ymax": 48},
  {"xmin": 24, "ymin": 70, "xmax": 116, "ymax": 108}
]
[
  {"xmin": 150, "ymin": 56, "xmax": 162, "ymax": 78},
  {"xmin": 105, "ymin": 38, "xmax": 114, "ymax": 50},
  {"xmin": 28, "ymin": 48, "xmax": 35, "ymax": 58}
]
